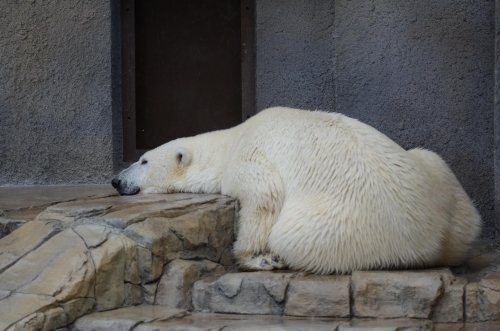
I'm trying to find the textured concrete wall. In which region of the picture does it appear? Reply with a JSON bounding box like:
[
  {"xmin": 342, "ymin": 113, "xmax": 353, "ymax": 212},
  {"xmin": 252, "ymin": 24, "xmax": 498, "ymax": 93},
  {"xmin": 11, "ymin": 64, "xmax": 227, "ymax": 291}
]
[
  {"xmin": 0, "ymin": 0, "xmax": 117, "ymax": 185},
  {"xmin": 256, "ymin": 0, "xmax": 336, "ymax": 111},
  {"xmin": 256, "ymin": 0, "xmax": 496, "ymax": 238},
  {"xmin": 495, "ymin": 0, "xmax": 500, "ymax": 235}
]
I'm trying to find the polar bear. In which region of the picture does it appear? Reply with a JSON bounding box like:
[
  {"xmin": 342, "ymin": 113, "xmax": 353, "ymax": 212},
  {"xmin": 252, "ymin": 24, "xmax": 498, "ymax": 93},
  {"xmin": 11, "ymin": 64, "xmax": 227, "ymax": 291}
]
[{"xmin": 112, "ymin": 107, "xmax": 481, "ymax": 274}]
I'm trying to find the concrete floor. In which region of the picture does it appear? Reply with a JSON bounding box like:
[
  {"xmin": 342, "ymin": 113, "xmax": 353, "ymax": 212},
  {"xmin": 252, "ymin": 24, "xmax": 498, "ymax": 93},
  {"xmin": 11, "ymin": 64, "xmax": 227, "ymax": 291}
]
[{"xmin": 0, "ymin": 185, "xmax": 116, "ymax": 211}]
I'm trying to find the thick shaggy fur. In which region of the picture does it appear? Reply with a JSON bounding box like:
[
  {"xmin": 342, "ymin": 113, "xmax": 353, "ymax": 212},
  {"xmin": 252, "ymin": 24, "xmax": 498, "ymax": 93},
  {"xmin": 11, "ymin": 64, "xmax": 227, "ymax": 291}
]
[{"xmin": 113, "ymin": 107, "xmax": 481, "ymax": 274}]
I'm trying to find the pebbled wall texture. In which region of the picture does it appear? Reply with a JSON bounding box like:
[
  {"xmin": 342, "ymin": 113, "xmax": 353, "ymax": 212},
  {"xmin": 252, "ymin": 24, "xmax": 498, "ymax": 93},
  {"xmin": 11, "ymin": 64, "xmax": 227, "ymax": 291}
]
[
  {"xmin": 0, "ymin": 0, "xmax": 121, "ymax": 185},
  {"xmin": 256, "ymin": 0, "xmax": 497, "ymax": 239},
  {"xmin": 0, "ymin": 1, "xmax": 498, "ymax": 238}
]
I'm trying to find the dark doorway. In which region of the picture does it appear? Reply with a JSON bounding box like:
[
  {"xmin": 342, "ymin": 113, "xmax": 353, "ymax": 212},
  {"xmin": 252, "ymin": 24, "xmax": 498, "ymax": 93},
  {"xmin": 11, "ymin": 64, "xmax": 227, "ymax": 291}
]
[{"xmin": 122, "ymin": 0, "xmax": 255, "ymax": 161}]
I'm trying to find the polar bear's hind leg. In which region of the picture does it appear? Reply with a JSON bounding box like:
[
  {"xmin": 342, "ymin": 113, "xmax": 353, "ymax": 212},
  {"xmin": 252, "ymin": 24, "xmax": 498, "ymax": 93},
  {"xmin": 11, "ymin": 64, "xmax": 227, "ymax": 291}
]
[
  {"xmin": 222, "ymin": 157, "xmax": 286, "ymax": 271},
  {"xmin": 238, "ymin": 253, "xmax": 286, "ymax": 271}
]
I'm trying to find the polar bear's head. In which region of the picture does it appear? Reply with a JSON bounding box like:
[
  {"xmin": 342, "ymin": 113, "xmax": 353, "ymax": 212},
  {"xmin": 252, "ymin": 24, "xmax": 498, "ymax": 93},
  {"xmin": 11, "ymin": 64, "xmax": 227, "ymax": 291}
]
[{"xmin": 111, "ymin": 139, "xmax": 195, "ymax": 195}]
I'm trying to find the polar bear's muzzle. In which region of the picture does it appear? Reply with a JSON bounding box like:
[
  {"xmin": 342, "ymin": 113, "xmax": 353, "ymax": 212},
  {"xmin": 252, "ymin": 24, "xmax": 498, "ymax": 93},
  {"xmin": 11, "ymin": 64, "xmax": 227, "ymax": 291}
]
[{"xmin": 111, "ymin": 176, "xmax": 140, "ymax": 196}]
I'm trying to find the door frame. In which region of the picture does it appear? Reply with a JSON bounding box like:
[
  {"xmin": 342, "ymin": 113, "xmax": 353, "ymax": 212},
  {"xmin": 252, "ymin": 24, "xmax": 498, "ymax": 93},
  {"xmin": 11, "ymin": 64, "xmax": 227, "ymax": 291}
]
[{"xmin": 121, "ymin": 0, "xmax": 256, "ymax": 161}]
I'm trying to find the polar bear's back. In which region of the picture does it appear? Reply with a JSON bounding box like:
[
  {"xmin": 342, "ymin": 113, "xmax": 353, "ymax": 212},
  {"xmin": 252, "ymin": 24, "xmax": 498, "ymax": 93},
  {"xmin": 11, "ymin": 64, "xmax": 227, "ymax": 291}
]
[
  {"xmin": 236, "ymin": 107, "xmax": 478, "ymax": 272},
  {"xmin": 241, "ymin": 107, "xmax": 410, "ymax": 193}
]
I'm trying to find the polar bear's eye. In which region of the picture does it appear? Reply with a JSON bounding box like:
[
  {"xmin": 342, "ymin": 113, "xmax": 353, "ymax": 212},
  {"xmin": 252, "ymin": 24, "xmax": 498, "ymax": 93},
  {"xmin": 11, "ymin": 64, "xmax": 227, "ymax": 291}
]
[
  {"xmin": 176, "ymin": 153, "xmax": 183, "ymax": 163},
  {"xmin": 141, "ymin": 159, "xmax": 148, "ymax": 165}
]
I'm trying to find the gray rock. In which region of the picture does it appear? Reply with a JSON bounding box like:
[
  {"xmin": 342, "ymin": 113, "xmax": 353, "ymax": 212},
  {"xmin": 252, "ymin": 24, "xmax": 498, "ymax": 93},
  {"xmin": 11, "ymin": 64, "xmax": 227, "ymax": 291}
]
[
  {"xmin": 155, "ymin": 259, "xmax": 225, "ymax": 309},
  {"xmin": 192, "ymin": 272, "xmax": 293, "ymax": 315},
  {"xmin": 101, "ymin": 194, "xmax": 225, "ymax": 229},
  {"xmin": 136, "ymin": 245, "xmax": 164, "ymax": 283},
  {"xmin": 351, "ymin": 271, "xmax": 443, "ymax": 319},
  {"xmin": 432, "ymin": 270, "xmax": 467, "ymax": 323},
  {"xmin": 125, "ymin": 199, "xmax": 236, "ymax": 265},
  {"xmin": 71, "ymin": 305, "xmax": 188, "ymax": 331},
  {"xmin": 284, "ymin": 275, "xmax": 350, "ymax": 317},
  {"xmin": 339, "ymin": 317, "xmax": 433, "ymax": 331},
  {"xmin": 142, "ymin": 282, "xmax": 159, "ymax": 305},
  {"xmin": 73, "ymin": 224, "xmax": 111, "ymax": 249},
  {"xmin": 124, "ymin": 283, "xmax": 142, "ymax": 307},
  {"xmin": 466, "ymin": 272, "xmax": 500, "ymax": 322},
  {"xmin": 462, "ymin": 321, "xmax": 500, "ymax": 331},
  {"xmin": 42, "ymin": 307, "xmax": 68, "ymax": 331},
  {"xmin": 90, "ymin": 233, "xmax": 133, "ymax": 311},
  {"xmin": 135, "ymin": 313, "xmax": 342, "ymax": 331},
  {"xmin": 0, "ymin": 194, "xmax": 239, "ymax": 330},
  {"xmin": 0, "ymin": 218, "xmax": 26, "ymax": 239},
  {"xmin": 0, "ymin": 293, "xmax": 55, "ymax": 331},
  {"xmin": 62, "ymin": 298, "xmax": 96, "ymax": 325},
  {"xmin": 9, "ymin": 312, "xmax": 46, "ymax": 331},
  {"xmin": 0, "ymin": 229, "xmax": 94, "ymax": 300},
  {"xmin": 0, "ymin": 220, "xmax": 61, "ymax": 273}
]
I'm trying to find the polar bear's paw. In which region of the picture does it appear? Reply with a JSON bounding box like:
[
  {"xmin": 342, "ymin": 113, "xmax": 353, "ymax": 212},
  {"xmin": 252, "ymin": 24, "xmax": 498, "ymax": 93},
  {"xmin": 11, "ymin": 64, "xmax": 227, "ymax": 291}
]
[{"xmin": 239, "ymin": 253, "xmax": 286, "ymax": 271}]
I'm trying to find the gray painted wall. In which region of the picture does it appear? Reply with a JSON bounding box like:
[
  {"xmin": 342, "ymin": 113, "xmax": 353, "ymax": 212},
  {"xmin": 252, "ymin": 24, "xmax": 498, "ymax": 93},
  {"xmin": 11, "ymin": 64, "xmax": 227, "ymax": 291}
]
[
  {"xmin": 495, "ymin": 0, "xmax": 500, "ymax": 237},
  {"xmin": 256, "ymin": 0, "xmax": 496, "ymax": 239},
  {"xmin": 0, "ymin": 0, "xmax": 118, "ymax": 185}
]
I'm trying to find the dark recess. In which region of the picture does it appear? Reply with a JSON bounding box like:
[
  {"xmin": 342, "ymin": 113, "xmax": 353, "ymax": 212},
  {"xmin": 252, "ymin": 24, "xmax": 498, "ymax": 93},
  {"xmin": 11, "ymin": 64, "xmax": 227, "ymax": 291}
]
[{"xmin": 122, "ymin": 0, "xmax": 254, "ymax": 161}]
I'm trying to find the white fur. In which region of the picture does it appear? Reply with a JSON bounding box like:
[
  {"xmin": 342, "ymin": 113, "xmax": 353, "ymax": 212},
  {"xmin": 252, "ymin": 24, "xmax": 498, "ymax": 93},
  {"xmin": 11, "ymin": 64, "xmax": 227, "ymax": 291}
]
[{"xmin": 116, "ymin": 107, "xmax": 481, "ymax": 274}]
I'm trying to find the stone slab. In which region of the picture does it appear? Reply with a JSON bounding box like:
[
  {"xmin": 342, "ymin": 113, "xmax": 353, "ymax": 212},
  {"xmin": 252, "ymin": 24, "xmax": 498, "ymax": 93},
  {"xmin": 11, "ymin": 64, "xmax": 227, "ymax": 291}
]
[
  {"xmin": 284, "ymin": 275, "xmax": 350, "ymax": 318},
  {"xmin": 0, "ymin": 229, "xmax": 94, "ymax": 301},
  {"xmin": 351, "ymin": 271, "xmax": 443, "ymax": 319},
  {"xmin": 155, "ymin": 259, "xmax": 225, "ymax": 309},
  {"xmin": 127, "ymin": 313, "xmax": 342, "ymax": 331},
  {"xmin": 0, "ymin": 193, "xmax": 238, "ymax": 330},
  {"xmin": 0, "ymin": 292, "xmax": 56, "ymax": 330},
  {"xmin": 466, "ymin": 272, "xmax": 500, "ymax": 322},
  {"xmin": 192, "ymin": 272, "xmax": 293, "ymax": 315},
  {"xmin": 432, "ymin": 270, "xmax": 467, "ymax": 323},
  {"xmin": 339, "ymin": 317, "xmax": 433, "ymax": 331},
  {"xmin": 0, "ymin": 220, "xmax": 61, "ymax": 273},
  {"xmin": 71, "ymin": 305, "xmax": 188, "ymax": 331}
]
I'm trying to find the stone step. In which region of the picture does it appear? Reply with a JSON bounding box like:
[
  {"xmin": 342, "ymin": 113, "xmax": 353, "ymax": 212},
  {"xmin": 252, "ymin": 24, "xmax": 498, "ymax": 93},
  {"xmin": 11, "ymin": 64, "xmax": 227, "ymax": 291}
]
[
  {"xmin": 190, "ymin": 269, "xmax": 500, "ymax": 324},
  {"xmin": 0, "ymin": 194, "xmax": 237, "ymax": 331},
  {"xmin": 70, "ymin": 305, "xmax": 500, "ymax": 331}
]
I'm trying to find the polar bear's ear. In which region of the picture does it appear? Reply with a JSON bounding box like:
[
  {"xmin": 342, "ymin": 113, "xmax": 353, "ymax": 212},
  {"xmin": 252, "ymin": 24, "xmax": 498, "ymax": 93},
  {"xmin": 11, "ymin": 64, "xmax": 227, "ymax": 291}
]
[{"xmin": 175, "ymin": 148, "xmax": 192, "ymax": 167}]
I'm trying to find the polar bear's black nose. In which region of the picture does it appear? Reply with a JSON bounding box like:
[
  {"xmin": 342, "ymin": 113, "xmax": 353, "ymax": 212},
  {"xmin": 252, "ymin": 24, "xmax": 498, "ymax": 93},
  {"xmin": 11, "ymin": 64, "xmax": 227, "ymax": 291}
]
[{"xmin": 111, "ymin": 177, "xmax": 121, "ymax": 189}]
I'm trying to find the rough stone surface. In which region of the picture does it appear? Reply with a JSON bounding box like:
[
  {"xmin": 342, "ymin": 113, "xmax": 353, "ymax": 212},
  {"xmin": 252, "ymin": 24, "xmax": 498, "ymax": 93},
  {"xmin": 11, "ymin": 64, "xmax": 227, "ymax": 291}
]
[
  {"xmin": 77, "ymin": 310, "xmax": 500, "ymax": 331},
  {"xmin": 0, "ymin": 220, "xmax": 62, "ymax": 272},
  {"xmin": 432, "ymin": 271, "xmax": 467, "ymax": 323},
  {"xmin": 62, "ymin": 298, "xmax": 96, "ymax": 326},
  {"xmin": 0, "ymin": 218, "xmax": 25, "ymax": 239},
  {"xmin": 0, "ymin": 1, "xmax": 118, "ymax": 185},
  {"xmin": 351, "ymin": 271, "xmax": 443, "ymax": 319},
  {"xmin": 71, "ymin": 306, "xmax": 188, "ymax": 331},
  {"xmin": 0, "ymin": 293, "xmax": 55, "ymax": 331},
  {"xmin": 3, "ymin": 191, "xmax": 500, "ymax": 328},
  {"xmin": 284, "ymin": 275, "xmax": 350, "ymax": 318},
  {"xmin": 255, "ymin": 0, "xmax": 336, "ymax": 112},
  {"xmin": 0, "ymin": 229, "xmax": 94, "ymax": 300},
  {"xmin": 192, "ymin": 272, "xmax": 293, "ymax": 315},
  {"xmin": 155, "ymin": 259, "xmax": 226, "ymax": 309},
  {"xmin": 339, "ymin": 318, "xmax": 433, "ymax": 331},
  {"xmin": 466, "ymin": 272, "xmax": 500, "ymax": 322},
  {"xmin": 76, "ymin": 311, "xmax": 343, "ymax": 331},
  {"xmin": 496, "ymin": 0, "xmax": 500, "ymax": 244},
  {"xmin": 0, "ymin": 194, "xmax": 237, "ymax": 330}
]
